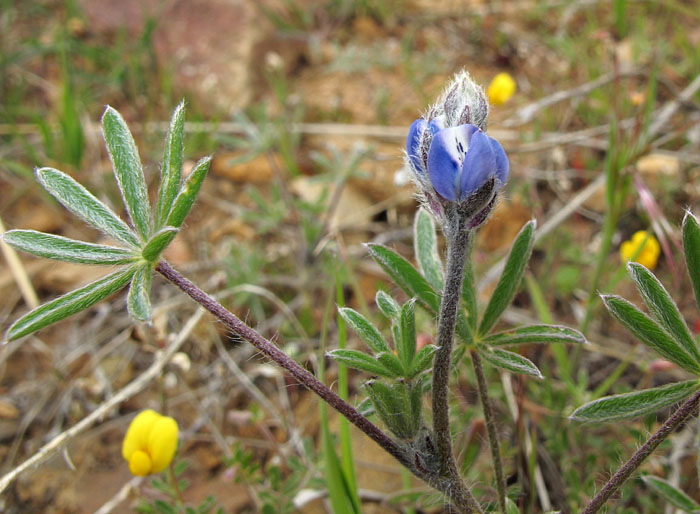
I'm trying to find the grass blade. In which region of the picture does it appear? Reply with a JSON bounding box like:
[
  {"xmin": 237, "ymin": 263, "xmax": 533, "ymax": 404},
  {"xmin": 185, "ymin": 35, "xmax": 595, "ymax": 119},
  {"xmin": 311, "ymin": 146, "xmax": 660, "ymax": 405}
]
[
  {"xmin": 102, "ymin": 106, "xmax": 152, "ymax": 239},
  {"xmin": 36, "ymin": 167, "xmax": 139, "ymax": 247},
  {"xmin": 3, "ymin": 229, "xmax": 136, "ymax": 265},
  {"xmin": 165, "ymin": 156, "xmax": 211, "ymax": 229},
  {"xmin": 479, "ymin": 220, "xmax": 536, "ymax": 336},
  {"xmin": 683, "ymin": 211, "xmax": 700, "ymax": 313},
  {"xmin": 156, "ymin": 101, "xmax": 186, "ymax": 228},
  {"xmin": 6, "ymin": 267, "xmax": 135, "ymax": 341},
  {"xmin": 571, "ymin": 380, "xmax": 700, "ymax": 422}
]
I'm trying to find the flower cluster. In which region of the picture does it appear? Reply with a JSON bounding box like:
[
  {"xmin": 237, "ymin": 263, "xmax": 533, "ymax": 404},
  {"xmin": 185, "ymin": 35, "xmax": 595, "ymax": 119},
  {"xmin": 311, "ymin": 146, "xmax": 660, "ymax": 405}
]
[
  {"xmin": 122, "ymin": 409, "xmax": 179, "ymax": 476},
  {"xmin": 406, "ymin": 71, "xmax": 509, "ymax": 233},
  {"xmin": 620, "ymin": 230, "xmax": 660, "ymax": 270}
]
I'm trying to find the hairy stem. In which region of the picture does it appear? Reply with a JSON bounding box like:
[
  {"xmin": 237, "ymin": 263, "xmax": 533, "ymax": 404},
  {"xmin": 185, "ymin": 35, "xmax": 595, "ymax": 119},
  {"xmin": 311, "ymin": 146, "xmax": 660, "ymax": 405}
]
[
  {"xmin": 432, "ymin": 227, "xmax": 471, "ymax": 474},
  {"xmin": 582, "ymin": 389, "xmax": 700, "ymax": 514},
  {"xmin": 471, "ymin": 349, "xmax": 507, "ymax": 513},
  {"xmin": 156, "ymin": 260, "xmax": 479, "ymax": 511}
]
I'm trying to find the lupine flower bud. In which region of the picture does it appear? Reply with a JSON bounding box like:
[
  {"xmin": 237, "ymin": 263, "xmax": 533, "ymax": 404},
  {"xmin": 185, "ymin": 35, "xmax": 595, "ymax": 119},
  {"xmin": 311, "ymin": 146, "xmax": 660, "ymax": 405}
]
[
  {"xmin": 122, "ymin": 409, "xmax": 179, "ymax": 476},
  {"xmin": 406, "ymin": 71, "xmax": 509, "ymax": 233}
]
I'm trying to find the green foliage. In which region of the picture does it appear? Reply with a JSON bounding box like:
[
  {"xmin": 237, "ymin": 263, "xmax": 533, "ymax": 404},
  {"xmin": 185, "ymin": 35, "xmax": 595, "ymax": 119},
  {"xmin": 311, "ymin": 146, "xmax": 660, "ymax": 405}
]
[
  {"xmin": 642, "ymin": 475, "xmax": 700, "ymax": 512},
  {"xmin": 683, "ymin": 212, "xmax": 700, "ymax": 311},
  {"xmin": 414, "ymin": 208, "xmax": 443, "ymax": 291},
  {"xmin": 3, "ymin": 103, "xmax": 208, "ymax": 340},
  {"xmin": 478, "ymin": 220, "xmax": 536, "ymax": 336},
  {"xmin": 481, "ymin": 348, "xmax": 543, "ymax": 379},
  {"xmin": 571, "ymin": 380, "xmax": 700, "ymax": 422},
  {"xmin": 365, "ymin": 378, "xmax": 424, "ymax": 440},
  {"xmin": 482, "ymin": 325, "xmax": 585, "ymax": 347}
]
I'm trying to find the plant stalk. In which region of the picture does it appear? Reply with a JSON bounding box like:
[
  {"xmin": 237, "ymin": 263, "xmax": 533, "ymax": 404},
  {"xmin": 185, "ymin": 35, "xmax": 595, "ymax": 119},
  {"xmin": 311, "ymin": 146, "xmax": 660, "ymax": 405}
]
[
  {"xmin": 581, "ymin": 388, "xmax": 700, "ymax": 514},
  {"xmin": 471, "ymin": 349, "xmax": 507, "ymax": 513},
  {"xmin": 432, "ymin": 227, "xmax": 471, "ymax": 474},
  {"xmin": 156, "ymin": 260, "xmax": 480, "ymax": 512}
]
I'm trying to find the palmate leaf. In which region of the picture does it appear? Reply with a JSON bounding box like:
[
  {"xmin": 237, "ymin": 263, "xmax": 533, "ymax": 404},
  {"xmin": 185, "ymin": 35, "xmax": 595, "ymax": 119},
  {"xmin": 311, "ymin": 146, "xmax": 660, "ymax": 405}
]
[
  {"xmin": 481, "ymin": 348, "xmax": 543, "ymax": 379},
  {"xmin": 6, "ymin": 267, "xmax": 136, "ymax": 341},
  {"xmin": 628, "ymin": 262, "xmax": 700, "ymax": 363},
  {"xmin": 338, "ymin": 307, "xmax": 390, "ymax": 354},
  {"xmin": 602, "ymin": 295, "xmax": 700, "ymax": 374},
  {"xmin": 683, "ymin": 212, "xmax": 700, "ymax": 313},
  {"xmin": 479, "ymin": 220, "xmax": 536, "ymax": 336},
  {"xmin": 102, "ymin": 106, "xmax": 152, "ymax": 240},
  {"xmin": 366, "ymin": 243, "xmax": 440, "ymax": 313},
  {"xmin": 482, "ymin": 324, "xmax": 585, "ymax": 347},
  {"xmin": 36, "ymin": 167, "xmax": 140, "ymax": 247},
  {"xmin": 326, "ymin": 349, "xmax": 398, "ymax": 378},
  {"xmin": 571, "ymin": 380, "xmax": 700, "ymax": 422},
  {"xmin": 165, "ymin": 156, "xmax": 211, "ymax": 229},
  {"xmin": 156, "ymin": 101, "xmax": 186, "ymax": 228},
  {"xmin": 642, "ymin": 475, "xmax": 700, "ymax": 512},
  {"xmin": 2, "ymin": 229, "xmax": 137, "ymax": 265},
  {"xmin": 127, "ymin": 264, "xmax": 152, "ymax": 321},
  {"xmin": 413, "ymin": 208, "xmax": 443, "ymax": 291}
]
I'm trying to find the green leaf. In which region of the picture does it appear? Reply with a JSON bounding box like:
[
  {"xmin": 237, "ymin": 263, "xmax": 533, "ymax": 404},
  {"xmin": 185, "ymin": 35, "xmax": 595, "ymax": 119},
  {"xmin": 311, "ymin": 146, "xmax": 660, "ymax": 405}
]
[
  {"xmin": 2, "ymin": 229, "xmax": 137, "ymax": 265},
  {"xmin": 127, "ymin": 265, "xmax": 152, "ymax": 321},
  {"xmin": 482, "ymin": 324, "xmax": 585, "ymax": 347},
  {"xmin": 366, "ymin": 243, "xmax": 440, "ymax": 313},
  {"xmin": 165, "ymin": 156, "xmax": 211, "ymax": 229},
  {"xmin": 156, "ymin": 101, "xmax": 186, "ymax": 228},
  {"xmin": 338, "ymin": 307, "xmax": 390, "ymax": 354},
  {"xmin": 481, "ymin": 348, "xmax": 543, "ymax": 379},
  {"xmin": 409, "ymin": 344, "xmax": 437, "ymax": 378},
  {"xmin": 397, "ymin": 299, "xmax": 417, "ymax": 370},
  {"xmin": 375, "ymin": 290, "xmax": 400, "ymax": 320},
  {"xmin": 376, "ymin": 351, "xmax": 406, "ymax": 377},
  {"xmin": 142, "ymin": 226, "xmax": 179, "ymax": 262},
  {"xmin": 6, "ymin": 267, "xmax": 135, "ymax": 340},
  {"xmin": 571, "ymin": 380, "xmax": 700, "ymax": 422},
  {"xmin": 603, "ymin": 295, "xmax": 700, "ymax": 374},
  {"xmin": 36, "ymin": 167, "xmax": 139, "ymax": 247},
  {"xmin": 321, "ymin": 410, "xmax": 361, "ymax": 514},
  {"xmin": 102, "ymin": 106, "xmax": 152, "ymax": 239},
  {"xmin": 628, "ymin": 262, "xmax": 700, "ymax": 363},
  {"xmin": 327, "ymin": 349, "xmax": 398, "ymax": 378},
  {"xmin": 683, "ymin": 211, "xmax": 700, "ymax": 312},
  {"xmin": 413, "ymin": 208, "xmax": 443, "ymax": 291},
  {"xmin": 643, "ymin": 475, "xmax": 700, "ymax": 512},
  {"xmin": 364, "ymin": 380, "xmax": 419, "ymax": 440},
  {"xmin": 479, "ymin": 220, "xmax": 536, "ymax": 335}
]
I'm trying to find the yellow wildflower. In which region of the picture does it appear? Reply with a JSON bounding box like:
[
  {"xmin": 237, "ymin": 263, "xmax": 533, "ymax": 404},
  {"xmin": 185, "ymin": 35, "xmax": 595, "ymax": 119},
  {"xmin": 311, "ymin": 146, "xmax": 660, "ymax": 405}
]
[
  {"xmin": 620, "ymin": 230, "xmax": 660, "ymax": 270},
  {"xmin": 122, "ymin": 409, "xmax": 179, "ymax": 476},
  {"xmin": 487, "ymin": 72, "xmax": 516, "ymax": 106}
]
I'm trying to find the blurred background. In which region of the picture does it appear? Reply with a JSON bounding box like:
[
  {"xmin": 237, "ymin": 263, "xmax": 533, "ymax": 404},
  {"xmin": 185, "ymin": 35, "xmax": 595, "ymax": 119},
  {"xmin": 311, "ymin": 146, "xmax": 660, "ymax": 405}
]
[{"xmin": 1, "ymin": 0, "xmax": 700, "ymax": 512}]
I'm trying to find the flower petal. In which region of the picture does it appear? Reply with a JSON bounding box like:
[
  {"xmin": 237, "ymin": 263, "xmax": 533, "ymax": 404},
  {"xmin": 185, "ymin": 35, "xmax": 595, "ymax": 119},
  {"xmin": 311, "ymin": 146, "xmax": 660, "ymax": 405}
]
[
  {"xmin": 122, "ymin": 410, "xmax": 160, "ymax": 461},
  {"xmin": 428, "ymin": 115, "xmax": 446, "ymax": 135},
  {"xmin": 460, "ymin": 130, "xmax": 497, "ymax": 198},
  {"xmin": 128, "ymin": 449, "xmax": 153, "ymax": 476},
  {"xmin": 406, "ymin": 118, "xmax": 426, "ymax": 172},
  {"xmin": 148, "ymin": 416, "xmax": 179, "ymax": 473},
  {"xmin": 427, "ymin": 125, "xmax": 478, "ymax": 201},
  {"xmin": 489, "ymin": 136, "xmax": 509, "ymax": 185}
]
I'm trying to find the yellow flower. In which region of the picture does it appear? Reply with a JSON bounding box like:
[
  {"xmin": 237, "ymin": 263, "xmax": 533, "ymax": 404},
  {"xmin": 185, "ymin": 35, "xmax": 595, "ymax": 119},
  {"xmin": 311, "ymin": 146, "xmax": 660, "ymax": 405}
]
[
  {"xmin": 487, "ymin": 72, "xmax": 516, "ymax": 106},
  {"xmin": 620, "ymin": 230, "xmax": 660, "ymax": 270},
  {"xmin": 122, "ymin": 409, "xmax": 179, "ymax": 476}
]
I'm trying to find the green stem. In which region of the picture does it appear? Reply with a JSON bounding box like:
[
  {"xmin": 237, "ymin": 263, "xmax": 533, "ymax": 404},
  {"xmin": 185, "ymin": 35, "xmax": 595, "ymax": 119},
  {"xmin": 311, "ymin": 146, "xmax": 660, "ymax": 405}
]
[{"xmin": 168, "ymin": 462, "xmax": 186, "ymax": 511}]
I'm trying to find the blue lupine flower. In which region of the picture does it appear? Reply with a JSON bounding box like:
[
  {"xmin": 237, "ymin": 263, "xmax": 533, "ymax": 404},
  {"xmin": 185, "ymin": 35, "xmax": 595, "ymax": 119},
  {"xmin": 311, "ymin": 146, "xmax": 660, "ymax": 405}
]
[{"xmin": 406, "ymin": 120, "xmax": 508, "ymax": 202}]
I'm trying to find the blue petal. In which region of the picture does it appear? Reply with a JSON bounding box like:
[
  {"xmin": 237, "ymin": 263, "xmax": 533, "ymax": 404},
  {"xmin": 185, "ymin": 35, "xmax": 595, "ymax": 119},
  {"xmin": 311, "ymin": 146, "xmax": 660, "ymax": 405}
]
[
  {"xmin": 428, "ymin": 115, "xmax": 446, "ymax": 135},
  {"xmin": 489, "ymin": 136, "xmax": 509, "ymax": 185},
  {"xmin": 427, "ymin": 125, "xmax": 478, "ymax": 201},
  {"xmin": 460, "ymin": 130, "xmax": 497, "ymax": 198},
  {"xmin": 406, "ymin": 118, "xmax": 427, "ymax": 172}
]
